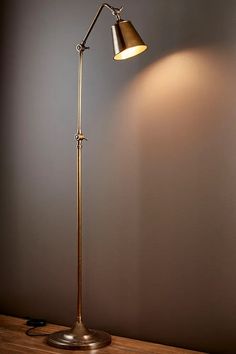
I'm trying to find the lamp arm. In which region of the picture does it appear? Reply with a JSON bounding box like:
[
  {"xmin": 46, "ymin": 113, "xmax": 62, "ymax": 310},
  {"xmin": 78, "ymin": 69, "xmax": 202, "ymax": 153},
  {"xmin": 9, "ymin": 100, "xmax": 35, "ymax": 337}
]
[{"xmin": 77, "ymin": 3, "xmax": 123, "ymax": 51}]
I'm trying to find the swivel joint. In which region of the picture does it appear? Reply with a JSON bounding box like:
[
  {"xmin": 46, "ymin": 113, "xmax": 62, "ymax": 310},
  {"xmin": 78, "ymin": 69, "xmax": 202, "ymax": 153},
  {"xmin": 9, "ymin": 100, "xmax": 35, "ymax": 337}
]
[{"xmin": 75, "ymin": 133, "xmax": 88, "ymax": 148}]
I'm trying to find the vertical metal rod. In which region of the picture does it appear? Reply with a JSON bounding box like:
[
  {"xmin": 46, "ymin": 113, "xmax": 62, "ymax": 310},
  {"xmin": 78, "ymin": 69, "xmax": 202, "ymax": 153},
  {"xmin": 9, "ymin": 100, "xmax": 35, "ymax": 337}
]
[
  {"xmin": 77, "ymin": 50, "xmax": 83, "ymax": 323},
  {"xmin": 78, "ymin": 50, "xmax": 83, "ymax": 134}
]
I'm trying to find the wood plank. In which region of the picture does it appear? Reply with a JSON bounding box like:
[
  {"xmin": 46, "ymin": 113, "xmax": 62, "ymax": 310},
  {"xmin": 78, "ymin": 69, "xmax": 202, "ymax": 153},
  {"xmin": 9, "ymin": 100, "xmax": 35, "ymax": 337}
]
[{"xmin": 0, "ymin": 315, "xmax": 207, "ymax": 354}]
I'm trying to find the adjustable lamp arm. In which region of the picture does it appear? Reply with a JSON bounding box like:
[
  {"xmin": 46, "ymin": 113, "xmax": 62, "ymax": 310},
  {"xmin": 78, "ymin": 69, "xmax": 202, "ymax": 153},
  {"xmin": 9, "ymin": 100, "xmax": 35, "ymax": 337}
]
[
  {"xmin": 75, "ymin": 3, "xmax": 123, "ymax": 139},
  {"xmin": 78, "ymin": 3, "xmax": 123, "ymax": 51}
]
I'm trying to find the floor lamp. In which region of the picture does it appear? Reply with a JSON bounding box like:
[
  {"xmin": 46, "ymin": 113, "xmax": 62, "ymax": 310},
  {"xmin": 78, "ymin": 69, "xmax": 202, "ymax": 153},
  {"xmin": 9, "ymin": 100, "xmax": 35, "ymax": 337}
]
[{"xmin": 47, "ymin": 3, "xmax": 147, "ymax": 350}]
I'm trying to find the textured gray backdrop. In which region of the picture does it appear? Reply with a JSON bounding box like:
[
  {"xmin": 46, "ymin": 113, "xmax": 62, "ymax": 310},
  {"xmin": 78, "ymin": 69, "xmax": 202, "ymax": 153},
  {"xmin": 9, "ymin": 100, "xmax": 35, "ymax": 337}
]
[{"xmin": 0, "ymin": 1, "xmax": 236, "ymax": 353}]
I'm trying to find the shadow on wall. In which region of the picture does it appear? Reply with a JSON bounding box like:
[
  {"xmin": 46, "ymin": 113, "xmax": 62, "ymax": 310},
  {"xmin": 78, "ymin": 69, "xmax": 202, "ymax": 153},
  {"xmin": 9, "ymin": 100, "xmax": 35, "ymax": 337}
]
[{"xmin": 112, "ymin": 1, "xmax": 236, "ymax": 354}]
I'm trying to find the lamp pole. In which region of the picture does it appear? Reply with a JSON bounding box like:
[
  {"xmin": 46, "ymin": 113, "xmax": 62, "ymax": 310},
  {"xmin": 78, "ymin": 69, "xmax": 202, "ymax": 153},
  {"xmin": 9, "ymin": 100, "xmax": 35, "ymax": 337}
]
[{"xmin": 76, "ymin": 47, "xmax": 85, "ymax": 326}]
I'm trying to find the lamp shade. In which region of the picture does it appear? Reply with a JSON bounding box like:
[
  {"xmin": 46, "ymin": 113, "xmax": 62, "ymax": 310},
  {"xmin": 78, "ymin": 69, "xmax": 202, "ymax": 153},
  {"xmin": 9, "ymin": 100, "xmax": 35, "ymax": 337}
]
[{"xmin": 111, "ymin": 20, "xmax": 147, "ymax": 60}]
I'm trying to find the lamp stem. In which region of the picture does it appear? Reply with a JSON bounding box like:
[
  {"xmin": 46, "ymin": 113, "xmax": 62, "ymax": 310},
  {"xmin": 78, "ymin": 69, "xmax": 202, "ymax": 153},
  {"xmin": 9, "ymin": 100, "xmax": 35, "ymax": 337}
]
[
  {"xmin": 78, "ymin": 49, "xmax": 83, "ymax": 134},
  {"xmin": 47, "ymin": 41, "xmax": 111, "ymax": 350},
  {"xmin": 77, "ymin": 48, "xmax": 84, "ymax": 324},
  {"xmin": 77, "ymin": 145, "xmax": 82, "ymax": 323}
]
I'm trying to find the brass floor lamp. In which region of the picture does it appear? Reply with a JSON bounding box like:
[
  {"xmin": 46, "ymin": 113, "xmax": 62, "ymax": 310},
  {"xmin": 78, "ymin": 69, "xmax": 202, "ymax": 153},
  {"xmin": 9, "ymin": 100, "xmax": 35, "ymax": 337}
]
[{"xmin": 47, "ymin": 3, "xmax": 147, "ymax": 350}]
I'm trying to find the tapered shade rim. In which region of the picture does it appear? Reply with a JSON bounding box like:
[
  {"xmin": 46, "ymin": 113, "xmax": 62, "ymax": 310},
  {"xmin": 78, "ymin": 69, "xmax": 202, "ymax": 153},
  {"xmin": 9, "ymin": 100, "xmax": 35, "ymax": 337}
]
[{"xmin": 113, "ymin": 44, "xmax": 148, "ymax": 60}]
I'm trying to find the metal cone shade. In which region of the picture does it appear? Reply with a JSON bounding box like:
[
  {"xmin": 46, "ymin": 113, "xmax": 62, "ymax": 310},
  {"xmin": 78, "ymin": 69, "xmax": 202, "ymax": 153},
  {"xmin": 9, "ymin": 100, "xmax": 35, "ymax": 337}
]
[{"xmin": 112, "ymin": 20, "xmax": 147, "ymax": 60}]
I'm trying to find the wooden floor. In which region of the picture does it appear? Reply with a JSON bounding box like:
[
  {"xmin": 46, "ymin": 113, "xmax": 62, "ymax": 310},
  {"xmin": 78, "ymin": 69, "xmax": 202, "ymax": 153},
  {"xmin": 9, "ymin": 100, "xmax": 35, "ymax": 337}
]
[{"xmin": 0, "ymin": 315, "xmax": 207, "ymax": 354}]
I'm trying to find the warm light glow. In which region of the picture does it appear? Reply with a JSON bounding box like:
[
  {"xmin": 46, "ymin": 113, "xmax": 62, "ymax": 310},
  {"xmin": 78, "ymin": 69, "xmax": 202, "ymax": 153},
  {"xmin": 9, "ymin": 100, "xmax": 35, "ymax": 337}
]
[
  {"xmin": 114, "ymin": 45, "xmax": 148, "ymax": 60},
  {"xmin": 114, "ymin": 48, "xmax": 236, "ymax": 156}
]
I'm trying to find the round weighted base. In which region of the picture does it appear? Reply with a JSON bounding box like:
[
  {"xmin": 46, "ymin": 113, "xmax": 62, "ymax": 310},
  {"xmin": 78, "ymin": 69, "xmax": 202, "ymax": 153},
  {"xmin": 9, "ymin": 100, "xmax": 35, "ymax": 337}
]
[{"xmin": 47, "ymin": 321, "xmax": 111, "ymax": 350}]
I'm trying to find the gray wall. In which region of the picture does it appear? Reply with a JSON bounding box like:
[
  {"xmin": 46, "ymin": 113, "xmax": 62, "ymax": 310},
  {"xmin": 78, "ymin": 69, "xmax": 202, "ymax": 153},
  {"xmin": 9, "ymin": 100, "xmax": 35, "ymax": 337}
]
[{"xmin": 0, "ymin": 1, "xmax": 236, "ymax": 353}]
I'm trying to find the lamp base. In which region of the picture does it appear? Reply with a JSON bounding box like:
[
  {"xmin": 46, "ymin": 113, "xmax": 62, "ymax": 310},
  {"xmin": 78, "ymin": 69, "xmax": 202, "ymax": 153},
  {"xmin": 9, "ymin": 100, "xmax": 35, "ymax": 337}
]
[{"xmin": 47, "ymin": 321, "xmax": 111, "ymax": 350}]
